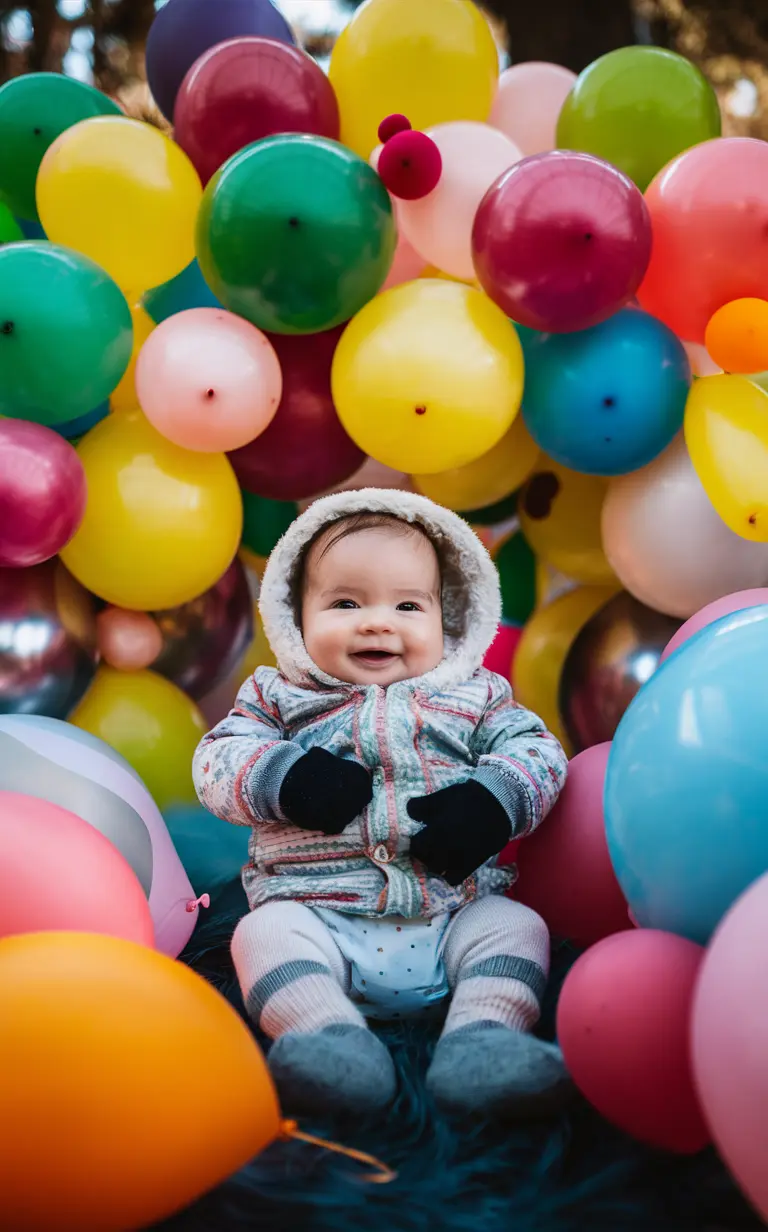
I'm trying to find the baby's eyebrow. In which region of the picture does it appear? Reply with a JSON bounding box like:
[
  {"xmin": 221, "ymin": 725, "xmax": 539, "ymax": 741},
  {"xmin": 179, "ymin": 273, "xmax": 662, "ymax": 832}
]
[{"xmin": 395, "ymin": 589, "xmax": 438, "ymax": 604}]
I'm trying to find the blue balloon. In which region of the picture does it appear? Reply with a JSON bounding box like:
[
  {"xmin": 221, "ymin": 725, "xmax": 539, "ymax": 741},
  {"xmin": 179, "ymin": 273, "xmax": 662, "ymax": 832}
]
[
  {"xmin": 605, "ymin": 605, "xmax": 768, "ymax": 944},
  {"xmin": 17, "ymin": 216, "xmax": 45, "ymax": 240},
  {"xmin": 51, "ymin": 401, "xmax": 109, "ymax": 439},
  {"xmin": 521, "ymin": 307, "xmax": 691, "ymax": 476},
  {"xmin": 162, "ymin": 802, "xmax": 250, "ymax": 898},
  {"xmin": 142, "ymin": 258, "xmax": 222, "ymax": 325}
]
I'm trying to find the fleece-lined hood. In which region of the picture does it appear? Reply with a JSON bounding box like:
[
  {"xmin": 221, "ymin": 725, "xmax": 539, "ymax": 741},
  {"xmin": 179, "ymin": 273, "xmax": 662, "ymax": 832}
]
[{"xmin": 258, "ymin": 488, "xmax": 502, "ymax": 693}]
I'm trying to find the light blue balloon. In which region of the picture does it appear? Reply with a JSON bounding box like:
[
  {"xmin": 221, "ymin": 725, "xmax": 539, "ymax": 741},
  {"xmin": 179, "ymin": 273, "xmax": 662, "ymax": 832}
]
[
  {"xmin": 521, "ymin": 307, "xmax": 691, "ymax": 475},
  {"xmin": 162, "ymin": 802, "xmax": 249, "ymax": 898},
  {"xmin": 51, "ymin": 400, "xmax": 109, "ymax": 439},
  {"xmin": 142, "ymin": 258, "xmax": 221, "ymax": 325},
  {"xmin": 605, "ymin": 605, "xmax": 768, "ymax": 944}
]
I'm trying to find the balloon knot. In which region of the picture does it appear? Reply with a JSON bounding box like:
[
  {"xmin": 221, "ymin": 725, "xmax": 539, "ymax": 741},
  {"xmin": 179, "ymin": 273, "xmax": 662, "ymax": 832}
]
[
  {"xmin": 1, "ymin": 320, "xmax": 14, "ymax": 335},
  {"xmin": 186, "ymin": 894, "xmax": 210, "ymax": 913}
]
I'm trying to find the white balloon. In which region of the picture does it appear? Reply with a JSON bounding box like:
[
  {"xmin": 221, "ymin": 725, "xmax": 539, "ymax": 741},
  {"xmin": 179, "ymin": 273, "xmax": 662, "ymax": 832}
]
[{"xmin": 602, "ymin": 434, "xmax": 768, "ymax": 618}]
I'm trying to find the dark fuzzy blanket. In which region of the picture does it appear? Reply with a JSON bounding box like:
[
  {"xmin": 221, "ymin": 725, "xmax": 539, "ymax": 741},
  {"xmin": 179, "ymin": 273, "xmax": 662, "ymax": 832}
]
[{"xmin": 155, "ymin": 881, "xmax": 759, "ymax": 1232}]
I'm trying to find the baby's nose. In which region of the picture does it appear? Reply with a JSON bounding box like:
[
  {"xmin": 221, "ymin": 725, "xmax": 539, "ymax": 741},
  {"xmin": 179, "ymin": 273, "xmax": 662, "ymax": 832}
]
[{"xmin": 360, "ymin": 607, "xmax": 395, "ymax": 633}]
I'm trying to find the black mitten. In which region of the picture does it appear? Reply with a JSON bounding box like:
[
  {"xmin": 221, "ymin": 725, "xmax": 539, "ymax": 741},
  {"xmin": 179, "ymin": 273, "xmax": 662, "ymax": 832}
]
[
  {"xmin": 279, "ymin": 747, "xmax": 373, "ymax": 835},
  {"xmin": 408, "ymin": 779, "xmax": 511, "ymax": 885}
]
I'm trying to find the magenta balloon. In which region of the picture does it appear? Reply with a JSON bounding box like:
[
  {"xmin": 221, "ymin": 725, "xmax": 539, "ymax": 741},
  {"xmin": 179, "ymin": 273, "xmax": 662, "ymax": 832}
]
[
  {"xmin": 661, "ymin": 588, "xmax": 768, "ymax": 663},
  {"xmin": 472, "ymin": 151, "xmax": 652, "ymax": 333},
  {"xmin": 0, "ymin": 420, "xmax": 86, "ymax": 567},
  {"xmin": 228, "ymin": 327, "xmax": 364, "ymax": 501}
]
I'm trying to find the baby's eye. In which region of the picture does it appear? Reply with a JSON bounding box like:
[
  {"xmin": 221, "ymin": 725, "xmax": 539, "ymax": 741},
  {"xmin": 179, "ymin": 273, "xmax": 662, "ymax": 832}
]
[
  {"xmin": 331, "ymin": 599, "xmax": 359, "ymax": 610},
  {"xmin": 396, "ymin": 602, "xmax": 422, "ymax": 613}
]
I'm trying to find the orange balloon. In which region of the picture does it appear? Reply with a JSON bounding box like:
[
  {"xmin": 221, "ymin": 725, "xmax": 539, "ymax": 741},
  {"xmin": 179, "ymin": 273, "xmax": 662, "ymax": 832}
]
[
  {"xmin": 704, "ymin": 298, "xmax": 768, "ymax": 375},
  {"xmin": 0, "ymin": 931, "xmax": 281, "ymax": 1231}
]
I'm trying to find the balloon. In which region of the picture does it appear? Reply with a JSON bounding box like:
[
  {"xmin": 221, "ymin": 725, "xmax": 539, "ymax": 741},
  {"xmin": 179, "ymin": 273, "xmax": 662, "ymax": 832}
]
[
  {"xmin": 0, "ymin": 560, "xmax": 98, "ymax": 719},
  {"xmin": 37, "ymin": 116, "xmax": 203, "ymax": 295},
  {"xmin": 328, "ymin": 0, "xmax": 498, "ymax": 160},
  {"xmin": 229, "ymin": 327, "xmax": 363, "ymax": 500},
  {"xmin": 605, "ymin": 605, "xmax": 768, "ymax": 943},
  {"xmin": 638, "ymin": 138, "xmax": 768, "ymax": 344},
  {"xmin": 662, "ymin": 588, "xmax": 768, "ymax": 663},
  {"xmin": 518, "ymin": 460, "xmax": 614, "ymax": 585},
  {"xmin": 152, "ymin": 557, "xmax": 254, "ymax": 700},
  {"xmin": 0, "ymin": 713, "xmax": 197, "ymax": 956},
  {"xmin": 559, "ymin": 591, "xmax": 681, "ymax": 753},
  {"xmin": 70, "ymin": 666, "xmax": 207, "ymax": 812},
  {"xmin": 557, "ymin": 930, "xmax": 709, "ymax": 1153},
  {"xmin": 0, "ymin": 242, "xmax": 132, "ymax": 426},
  {"xmin": 110, "ymin": 303, "xmax": 155, "ymax": 413},
  {"xmin": 382, "ymin": 224, "xmax": 428, "ymax": 290},
  {"xmin": 692, "ymin": 873, "xmax": 768, "ymax": 1221},
  {"xmin": 521, "ymin": 308, "xmax": 690, "ymax": 475},
  {"xmin": 490, "ymin": 62, "xmax": 576, "ymax": 156},
  {"xmin": 0, "ymin": 201, "xmax": 22, "ymax": 244},
  {"xmin": 515, "ymin": 744, "xmax": 629, "ymax": 946},
  {"xmin": 0, "ymin": 420, "xmax": 86, "ymax": 566},
  {"xmin": 241, "ymin": 489, "xmax": 298, "ymax": 558},
  {"xmin": 174, "ymin": 37, "xmax": 339, "ymax": 185},
  {"xmin": 331, "ymin": 280, "xmax": 524, "ymax": 474},
  {"xmin": 163, "ymin": 801, "xmax": 250, "ymax": 898},
  {"xmin": 494, "ymin": 532, "xmax": 537, "ymax": 626},
  {"xmin": 602, "ymin": 434, "xmax": 768, "ymax": 619},
  {"xmin": 684, "ymin": 374, "xmax": 768, "ymax": 541},
  {"xmin": 413, "ymin": 414, "xmax": 538, "ymax": 512},
  {"xmin": 0, "ymin": 790, "xmax": 153, "ymax": 945},
  {"xmin": 704, "ymin": 298, "xmax": 768, "ymax": 375},
  {"xmin": 60, "ymin": 408, "xmax": 242, "ymax": 610},
  {"xmin": 473, "ymin": 152, "xmax": 651, "ymax": 333},
  {"xmin": 683, "ymin": 339, "xmax": 721, "ymax": 378},
  {"xmin": 98, "ymin": 608, "xmax": 164, "ymax": 672},
  {"xmin": 396, "ymin": 122, "xmax": 520, "ymax": 282},
  {"xmin": 146, "ymin": 0, "xmax": 295, "ymax": 121},
  {"xmin": 556, "ymin": 47, "xmax": 720, "ymax": 192},
  {"xmin": 142, "ymin": 258, "xmax": 222, "ymax": 324},
  {"xmin": 51, "ymin": 401, "xmax": 110, "ymax": 440},
  {"xmin": 460, "ymin": 489, "xmax": 519, "ymax": 528},
  {"xmin": 135, "ymin": 307, "xmax": 282, "ymax": 453},
  {"xmin": 512, "ymin": 585, "xmax": 618, "ymax": 750},
  {"xmin": 0, "ymin": 72, "xmax": 120, "ymax": 221},
  {"xmin": 482, "ymin": 622, "xmax": 522, "ymax": 680},
  {"xmin": 0, "ymin": 930, "xmax": 280, "ymax": 1231},
  {"xmin": 377, "ymin": 130, "xmax": 443, "ymax": 201}
]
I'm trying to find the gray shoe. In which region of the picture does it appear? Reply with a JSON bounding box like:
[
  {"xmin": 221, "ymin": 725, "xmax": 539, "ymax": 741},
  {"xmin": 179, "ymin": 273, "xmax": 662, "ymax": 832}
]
[
  {"xmin": 427, "ymin": 1021, "xmax": 573, "ymax": 1118},
  {"xmin": 268, "ymin": 1023, "xmax": 397, "ymax": 1116}
]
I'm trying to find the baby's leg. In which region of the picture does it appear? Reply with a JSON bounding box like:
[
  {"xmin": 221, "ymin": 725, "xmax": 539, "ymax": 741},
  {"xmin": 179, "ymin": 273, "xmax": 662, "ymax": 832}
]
[
  {"xmin": 426, "ymin": 896, "xmax": 571, "ymax": 1117},
  {"xmin": 232, "ymin": 902, "xmax": 396, "ymax": 1115}
]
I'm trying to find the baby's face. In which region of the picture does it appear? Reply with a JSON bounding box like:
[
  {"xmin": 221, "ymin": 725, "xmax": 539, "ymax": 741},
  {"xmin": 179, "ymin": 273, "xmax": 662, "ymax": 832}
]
[{"xmin": 301, "ymin": 527, "xmax": 444, "ymax": 686}]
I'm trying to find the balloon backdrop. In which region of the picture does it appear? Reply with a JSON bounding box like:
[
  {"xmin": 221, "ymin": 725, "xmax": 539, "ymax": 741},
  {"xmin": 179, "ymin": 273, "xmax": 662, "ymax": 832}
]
[
  {"xmin": 197, "ymin": 134, "xmax": 395, "ymax": 334},
  {"xmin": 162, "ymin": 801, "xmax": 251, "ymax": 899},
  {"xmin": 605, "ymin": 605, "xmax": 768, "ymax": 944},
  {"xmin": 0, "ymin": 420, "xmax": 86, "ymax": 566},
  {"xmin": 97, "ymin": 608, "xmax": 165, "ymax": 673},
  {"xmin": 142, "ymin": 258, "xmax": 221, "ymax": 323},
  {"xmin": 51, "ymin": 401, "xmax": 110, "ymax": 441},
  {"xmin": 518, "ymin": 460, "xmax": 614, "ymax": 585},
  {"xmin": 481, "ymin": 622, "xmax": 521, "ymax": 681},
  {"xmin": 413, "ymin": 414, "xmax": 538, "ymax": 512},
  {"xmin": 175, "ymin": 37, "xmax": 339, "ymax": 185},
  {"xmin": 241, "ymin": 490, "xmax": 299, "ymax": 559},
  {"xmin": 704, "ymin": 297, "xmax": 768, "ymax": 375},
  {"xmin": 493, "ymin": 532, "xmax": 537, "ymax": 626},
  {"xmin": 331, "ymin": 280, "xmax": 524, "ymax": 474},
  {"xmin": 110, "ymin": 302, "xmax": 155, "ymax": 413},
  {"xmin": 685, "ymin": 373, "xmax": 768, "ymax": 541},
  {"xmin": 0, "ymin": 930, "xmax": 280, "ymax": 1232},
  {"xmin": 0, "ymin": 201, "xmax": 22, "ymax": 243},
  {"xmin": 559, "ymin": 590, "xmax": 681, "ymax": 752},
  {"xmin": 490, "ymin": 62, "xmax": 576, "ymax": 156},
  {"xmin": 662, "ymin": 587, "xmax": 768, "ymax": 663}
]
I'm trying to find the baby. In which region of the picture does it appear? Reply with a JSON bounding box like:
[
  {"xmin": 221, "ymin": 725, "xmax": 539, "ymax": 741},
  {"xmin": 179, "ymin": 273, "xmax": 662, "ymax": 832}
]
[{"xmin": 193, "ymin": 489, "xmax": 569, "ymax": 1118}]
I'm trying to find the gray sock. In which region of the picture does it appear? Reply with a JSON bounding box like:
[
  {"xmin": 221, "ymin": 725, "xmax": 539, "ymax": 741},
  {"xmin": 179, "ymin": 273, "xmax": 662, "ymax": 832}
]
[
  {"xmin": 426, "ymin": 1021, "xmax": 573, "ymax": 1118},
  {"xmin": 268, "ymin": 1023, "xmax": 397, "ymax": 1116}
]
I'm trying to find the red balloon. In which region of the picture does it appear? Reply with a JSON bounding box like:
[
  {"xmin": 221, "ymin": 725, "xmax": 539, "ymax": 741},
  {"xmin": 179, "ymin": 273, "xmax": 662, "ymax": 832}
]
[
  {"xmin": 228, "ymin": 327, "xmax": 364, "ymax": 500},
  {"xmin": 0, "ymin": 419, "xmax": 86, "ymax": 567},
  {"xmin": 557, "ymin": 930, "xmax": 709, "ymax": 1154},
  {"xmin": 174, "ymin": 36, "xmax": 340, "ymax": 185},
  {"xmin": 515, "ymin": 743, "xmax": 630, "ymax": 948},
  {"xmin": 378, "ymin": 114, "xmax": 412, "ymax": 144},
  {"xmin": 472, "ymin": 151, "xmax": 651, "ymax": 333},
  {"xmin": 378, "ymin": 131, "xmax": 443, "ymax": 201}
]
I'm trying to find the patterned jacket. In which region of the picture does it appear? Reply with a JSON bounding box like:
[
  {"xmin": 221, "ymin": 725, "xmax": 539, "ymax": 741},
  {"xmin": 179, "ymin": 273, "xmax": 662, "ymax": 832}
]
[{"xmin": 193, "ymin": 488, "xmax": 567, "ymax": 919}]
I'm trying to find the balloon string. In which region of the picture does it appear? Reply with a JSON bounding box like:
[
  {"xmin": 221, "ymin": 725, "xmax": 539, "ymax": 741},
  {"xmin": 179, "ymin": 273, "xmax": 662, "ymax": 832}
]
[{"xmin": 279, "ymin": 1119, "xmax": 396, "ymax": 1184}]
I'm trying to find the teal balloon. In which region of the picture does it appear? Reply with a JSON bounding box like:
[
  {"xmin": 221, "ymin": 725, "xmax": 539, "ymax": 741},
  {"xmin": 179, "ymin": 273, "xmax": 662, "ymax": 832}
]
[
  {"xmin": 162, "ymin": 803, "xmax": 250, "ymax": 898},
  {"xmin": 142, "ymin": 258, "xmax": 221, "ymax": 324},
  {"xmin": 0, "ymin": 243, "xmax": 132, "ymax": 426},
  {"xmin": 196, "ymin": 134, "xmax": 396, "ymax": 334},
  {"xmin": 462, "ymin": 490, "xmax": 519, "ymax": 527},
  {"xmin": 17, "ymin": 216, "xmax": 45, "ymax": 240},
  {"xmin": 495, "ymin": 531, "xmax": 536, "ymax": 625},
  {"xmin": 51, "ymin": 401, "xmax": 110, "ymax": 440},
  {"xmin": 241, "ymin": 489, "xmax": 298, "ymax": 558}
]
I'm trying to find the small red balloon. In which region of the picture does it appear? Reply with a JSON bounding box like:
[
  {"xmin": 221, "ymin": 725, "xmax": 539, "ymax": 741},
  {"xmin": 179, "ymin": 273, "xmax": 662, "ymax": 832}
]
[
  {"xmin": 377, "ymin": 130, "xmax": 442, "ymax": 201},
  {"xmin": 0, "ymin": 420, "xmax": 86, "ymax": 568},
  {"xmin": 174, "ymin": 36, "xmax": 340, "ymax": 185},
  {"xmin": 378, "ymin": 113, "xmax": 412, "ymax": 144}
]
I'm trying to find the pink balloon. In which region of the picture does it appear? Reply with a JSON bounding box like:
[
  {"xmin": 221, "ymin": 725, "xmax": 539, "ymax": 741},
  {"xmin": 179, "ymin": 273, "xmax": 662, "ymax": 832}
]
[
  {"xmin": 0, "ymin": 420, "xmax": 86, "ymax": 567},
  {"xmin": 515, "ymin": 743, "xmax": 630, "ymax": 947},
  {"xmin": 661, "ymin": 588, "xmax": 768, "ymax": 663},
  {"xmin": 135, "ymin": 307, "xmax": 282, "ymax": 452},
  {"xmin": 490, "ymin": 62, "xmax": 576, "ymax": 156},
  {"xmin": 396, "ymin": 121, "xmax": 521, "ymax": 282},
  {"xmin": 370, "ymin": 144, "xmax": 427, "ymax": 290},
  {"xmin": 692, "ymin": 872, "xmax": 768, "ymax": 1220},
  {"xmin": 482, "ymin": 622, "xmax": 521, "ymax": 679},
  {"xmin": 557, "ymin": 930, "xmax": 709, "ymax": 1153},
  {"xmin": 0, "ymin": 789, "xmax": 155, "ymax": 945},
  {"xmin": 97, "ymin": 607, "xmax": 164, "ymax": 671}
]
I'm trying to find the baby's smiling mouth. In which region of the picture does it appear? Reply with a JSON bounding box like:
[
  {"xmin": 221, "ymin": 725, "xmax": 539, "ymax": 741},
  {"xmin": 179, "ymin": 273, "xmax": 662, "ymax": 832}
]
[{"xmin": 351, "ymin": 649, "xmax": 399, "ymax": 666}]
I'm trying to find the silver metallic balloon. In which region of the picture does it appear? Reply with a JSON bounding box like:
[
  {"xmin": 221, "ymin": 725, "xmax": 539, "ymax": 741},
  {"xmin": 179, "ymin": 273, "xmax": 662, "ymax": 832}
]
[
  {"xmin": 559, "ymin": 591, "xmax": 681, "ymax": 753},
  {"xmin": 0, "ymin": 560, "xmax": 99, "ymax": 718}
]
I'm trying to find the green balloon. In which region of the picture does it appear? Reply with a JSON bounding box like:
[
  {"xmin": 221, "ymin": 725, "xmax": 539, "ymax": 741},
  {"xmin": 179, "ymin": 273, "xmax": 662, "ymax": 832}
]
[
  {"xmin": 461, "ymin": 490, "xmax": 520, "ymax": 527},
  {"xmin": 0, "ymin": 243, "xmax": 132, "ymax": 426},
  {"xmin": 196, "ymin": 134, "xmax": 396, "ymax": 334},
  {"xmin": 556, "ymin": 46, "xmax": 721, "ymax": 192},
  {"xmin": 0, "ymin": 73, "xmax": 120, "ymax": 222},
  {"xmin": 495, "ymin": 532, "xmax": 536, "ymax": 626},
  {"xmin": 241, "ymin": 490, "xmax": 298, "ymax": 558},
  {"xmin": 0, "ymin": 201, "xmax": 22, "ymax": 246}
]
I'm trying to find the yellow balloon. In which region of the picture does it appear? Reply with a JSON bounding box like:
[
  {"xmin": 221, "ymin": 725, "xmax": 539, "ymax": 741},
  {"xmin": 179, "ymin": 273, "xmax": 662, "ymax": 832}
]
[
  {"xmin": 513, "ymin": 586, "xmax": 618, "ymax": 753},
  {"xmin": 37, "ymin": 116, "xmax": 202, "ymax": 294},
  {"xmin": 329, "ymin": 0, "xmax": 498, "ymax": 160},
  {"xmin": 685, "ymin": 374, "xmax": 768, "ymax": 542},
  {"xmin": 518, "ymin": 459, "xmax": 617, "ymax": 585},
  {"xmin": 239, "ymin": 547, "xmax": 269, "ymax": 580},
  {"xmin": 414, "ymin": 414, "xmax": 538, "ymax": 511},
  {"xmin": 60, "ymin": 408, "xmax": 243, "ymax": 610},
  {"xmin": 110, "ymin": 303, "xmax": 155, "ymax": 412},
  {"xmin": 332, "ymin": 280, "xmax": 524, "ymax": 475},
  {"xmin": 70, "ymin": 667, "xmax": 207, "ymax": 811}
]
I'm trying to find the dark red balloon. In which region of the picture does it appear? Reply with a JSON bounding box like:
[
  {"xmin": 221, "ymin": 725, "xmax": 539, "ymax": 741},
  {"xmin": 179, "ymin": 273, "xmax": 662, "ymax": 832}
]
[
  {"xmin": 378, "ymin": 113, "xmax": 411, "ymax": 144},
  {"xmin": 472, "ymin": 151, "xmax": 652, "ymax": 334},
  {"xmin": 377, "ymin": 130, "xmax": 442, "ymax": 200},
  {"xmin": 228, "ymin": 327, "xmax": 364, "ymax": 501},
  {"xmin": 174, "ymin": 36, "xmax": 340, "ymax": 185},
  {"xmin": 0, "ymin": 420, "xmax": 86, "ymax": 567}
]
